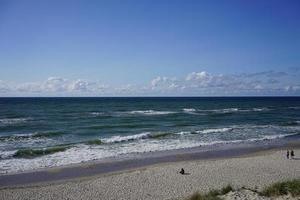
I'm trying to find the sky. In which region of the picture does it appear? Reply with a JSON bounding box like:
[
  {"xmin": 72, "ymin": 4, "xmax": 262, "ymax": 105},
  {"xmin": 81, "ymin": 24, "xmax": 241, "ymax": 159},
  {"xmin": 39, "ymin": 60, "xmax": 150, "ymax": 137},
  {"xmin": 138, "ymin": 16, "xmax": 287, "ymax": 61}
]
[{"xmin": 0, "ymin": 0, "xmax": 300, "ymax": 96}]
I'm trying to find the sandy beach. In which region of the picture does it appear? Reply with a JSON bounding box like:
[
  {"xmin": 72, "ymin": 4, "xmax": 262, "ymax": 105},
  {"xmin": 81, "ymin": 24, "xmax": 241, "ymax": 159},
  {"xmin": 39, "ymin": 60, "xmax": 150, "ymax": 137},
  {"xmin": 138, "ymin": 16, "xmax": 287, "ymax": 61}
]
[{"xmin": 0, "ymin": 147, "xmax": 299, "ymax": 200}]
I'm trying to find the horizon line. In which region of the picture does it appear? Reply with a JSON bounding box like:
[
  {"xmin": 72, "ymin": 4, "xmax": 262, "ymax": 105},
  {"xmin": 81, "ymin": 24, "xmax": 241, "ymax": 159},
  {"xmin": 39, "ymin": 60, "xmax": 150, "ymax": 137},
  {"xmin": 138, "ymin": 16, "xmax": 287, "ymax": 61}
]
[{"xmin": 0, "ymin": 96, "xmax": 300, "ymax": 98}]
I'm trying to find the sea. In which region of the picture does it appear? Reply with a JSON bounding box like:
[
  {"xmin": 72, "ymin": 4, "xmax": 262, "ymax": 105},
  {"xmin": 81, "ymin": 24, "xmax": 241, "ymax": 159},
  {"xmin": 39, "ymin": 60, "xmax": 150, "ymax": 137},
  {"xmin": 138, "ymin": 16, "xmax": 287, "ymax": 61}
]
[{"xmin": 0, "ymin": 97, "xmax": 299, "ymax": 174}]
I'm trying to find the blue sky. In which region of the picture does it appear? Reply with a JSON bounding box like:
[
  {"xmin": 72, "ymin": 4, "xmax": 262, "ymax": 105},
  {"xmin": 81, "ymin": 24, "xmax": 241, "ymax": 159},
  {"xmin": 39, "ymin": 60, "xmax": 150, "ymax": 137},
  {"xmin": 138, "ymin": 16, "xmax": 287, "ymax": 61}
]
[{"xmin": 0, "ymin": 0, "xmax": 299, "ymax": 96}]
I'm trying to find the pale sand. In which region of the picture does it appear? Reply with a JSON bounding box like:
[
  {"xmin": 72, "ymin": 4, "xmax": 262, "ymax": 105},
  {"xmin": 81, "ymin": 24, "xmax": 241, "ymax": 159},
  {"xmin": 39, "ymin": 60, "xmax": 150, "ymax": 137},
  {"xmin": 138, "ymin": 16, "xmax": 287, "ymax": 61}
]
[
  {"xmin": 0, "ymin": 149, "xmax": 299, "ymax": 200},
  {"xmin": 221, "ymin": 189, "xmax": 299, "ymax": 200}
]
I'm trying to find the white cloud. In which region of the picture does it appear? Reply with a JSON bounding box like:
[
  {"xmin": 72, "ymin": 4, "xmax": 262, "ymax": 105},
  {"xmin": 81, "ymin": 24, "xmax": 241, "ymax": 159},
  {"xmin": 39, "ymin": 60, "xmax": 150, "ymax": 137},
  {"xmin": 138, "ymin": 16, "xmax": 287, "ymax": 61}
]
[
  {"xmin": 150, "ymin": 76, "xmax": 178, "ymax": 91},
  {"xmin": 0, "ymin": 80, "xmax": 10, "ymax": 93},
  {"xmin": 43, "ymin": 77, "xmax": 68, "ymax": 92},
  {"xmin": 68, "ymin": 79, "xmax": 89, "ymax": 92},
  {"xmin": 285, "ymin": 85, "xmax": 300, "ymax": 92},
  {"xmin": 0, "ymin": 70, "xmax": 299, "ymax": 96},
  {"xmin": 16, "ymin": 82, "xmax": 42, "ymax": 93},
  {"xmin": 185, "ymin": 71, "xmax": 209, "ymax": 81}
]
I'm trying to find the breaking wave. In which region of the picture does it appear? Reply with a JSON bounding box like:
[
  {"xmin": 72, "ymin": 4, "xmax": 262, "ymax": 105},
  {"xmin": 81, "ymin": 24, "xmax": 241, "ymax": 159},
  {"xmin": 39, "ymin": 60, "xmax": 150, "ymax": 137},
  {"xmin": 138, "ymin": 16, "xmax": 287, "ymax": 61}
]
[
  {"xmin": 182, "ymin": 107, "xmax": 271, "ymax": 115},
  {"xmin": 0, "ymin": 117, "xmax": 32, "ymax": 126},
  {"xmin": 0, "ymin": 131, "xmax": 65, "ymax": 141},
  {"xmin": 197, "ymin": 127, "xmax": 234, "ymax": 134},
  {"xmin": 127, "ymin": 110, "xmax": 176, "ymax": 116},
  {"xmin": 102, "ymin": 132, "xmax": 151, "ymax": 143},
  {"xmin": 12, "ymin": 146, "xmax": 70, "ymax": 158}
]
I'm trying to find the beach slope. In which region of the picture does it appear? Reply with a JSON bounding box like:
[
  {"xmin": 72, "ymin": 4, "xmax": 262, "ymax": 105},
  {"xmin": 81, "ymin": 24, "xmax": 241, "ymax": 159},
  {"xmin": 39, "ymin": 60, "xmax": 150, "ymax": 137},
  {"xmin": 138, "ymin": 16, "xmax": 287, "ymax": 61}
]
[{"xmin": 0, "ymin": 149, "xmax": 299, "ymax": 200}]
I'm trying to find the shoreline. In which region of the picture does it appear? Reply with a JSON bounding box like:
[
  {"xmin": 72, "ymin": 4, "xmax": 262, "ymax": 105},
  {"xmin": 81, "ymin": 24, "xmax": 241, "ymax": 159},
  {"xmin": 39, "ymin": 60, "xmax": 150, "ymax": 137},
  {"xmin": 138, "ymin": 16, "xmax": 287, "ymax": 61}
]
[
  {"xmin": 0, "ymin": 136, "xmax": 299, "ymax": 188},
  {"xmin": 0, "ymin": 146, "xmax": 299, "ymax": 200}
]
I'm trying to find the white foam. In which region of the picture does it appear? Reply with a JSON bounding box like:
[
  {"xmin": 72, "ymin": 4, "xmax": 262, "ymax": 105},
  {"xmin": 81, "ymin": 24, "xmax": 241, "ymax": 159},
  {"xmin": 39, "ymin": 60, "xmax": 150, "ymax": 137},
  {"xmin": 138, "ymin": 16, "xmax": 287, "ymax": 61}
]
[
  {"xmin": 183, "ymin": 108, "xmax": 197, "ymax": 112},
  {"xmin": 216, "ymin": 108, "xmax": 239, "ymax": 113},
  {"xmin": 102, "ymin": 132, "xmax": 151, "ymax": 143},
  {"xmin": 175, "ymin": 131, "xmax": 191, "ymax": 135},
  {"xmin": 1, "ymin": 131, "xmax": 298, "ymax": 174},
  {"xmin": 128, "ymin": 110, "xmax": 176, "ymax": 115},
  {"xmin": 0, "ymin": 118, "xmax": 31, "ymax": 125},
  {"xmin": 198, "ymin": 127, "xmax": 233, "ymax": 134},
  {"xmin": 196, "ymin": 108, "xmax": 239, "ymax": 114},
  {"xmin": 0, "ymin": 150, "xmax": 16, "ymax": 159},
  {"xmin": 252, "ymin": 108, "xmax": 269, "ymax": 112},
  {"xmin": 90, "ymin": 112, "xmax": 105, "ymax": 116}
]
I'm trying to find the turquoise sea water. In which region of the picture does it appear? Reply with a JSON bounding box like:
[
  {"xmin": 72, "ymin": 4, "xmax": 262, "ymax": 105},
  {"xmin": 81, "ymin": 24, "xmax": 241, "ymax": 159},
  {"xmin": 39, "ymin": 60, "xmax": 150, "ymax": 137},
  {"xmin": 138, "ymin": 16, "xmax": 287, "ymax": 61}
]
[{"xmin": 0, "ymin": 97, "xmax": 299, "ymax": 173}]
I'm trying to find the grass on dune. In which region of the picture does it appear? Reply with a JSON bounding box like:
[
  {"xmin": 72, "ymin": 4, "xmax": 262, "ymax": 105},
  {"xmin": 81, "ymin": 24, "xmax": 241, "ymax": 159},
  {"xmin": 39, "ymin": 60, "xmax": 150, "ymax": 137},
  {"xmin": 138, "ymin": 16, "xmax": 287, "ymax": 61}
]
[
  {"xmin": 185, "ymin": 179, "xmax": 300, "ymax": 200},
  {"xmin": 186, "ymin": 185, "xmax": 234, "ymax": 200},
  {"xmin": 261, "ymin": 179, "xmax": 300, "ymax": 197}
]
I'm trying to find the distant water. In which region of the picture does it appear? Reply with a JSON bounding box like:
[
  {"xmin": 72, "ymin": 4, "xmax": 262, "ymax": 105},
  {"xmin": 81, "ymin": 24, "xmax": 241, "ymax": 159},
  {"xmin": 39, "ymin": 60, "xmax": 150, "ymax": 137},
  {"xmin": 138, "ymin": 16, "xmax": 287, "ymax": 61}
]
[{"xmin": 0, "ymin": 97, "xmax": 300, "ymax": 174}]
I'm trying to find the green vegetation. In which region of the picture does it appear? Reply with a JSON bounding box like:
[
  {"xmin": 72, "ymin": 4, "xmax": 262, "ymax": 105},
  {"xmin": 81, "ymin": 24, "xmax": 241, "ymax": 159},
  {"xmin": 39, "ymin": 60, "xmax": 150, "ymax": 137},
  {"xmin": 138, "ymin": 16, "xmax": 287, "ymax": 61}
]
[
  {"xmin": 185, "ymin": 179, "xmax": 300, "ymax": 200},
  {"xmin": 261, "ymin": 179, "xmax": 300, "ymax": 197},
  {"xmin": 220, "ymin": 185, "xmax": 234, "ymax": 195},
  {"xmin": 13, "ymin": 146, "xmax": 69, "ymax": 158},
  {"xmin": 185, "ymin": 185, "xmax": 234, "ymax": 200},
  {"xmin": 86, "ymin": 139, "xmax": 103, "ymax": 145}
]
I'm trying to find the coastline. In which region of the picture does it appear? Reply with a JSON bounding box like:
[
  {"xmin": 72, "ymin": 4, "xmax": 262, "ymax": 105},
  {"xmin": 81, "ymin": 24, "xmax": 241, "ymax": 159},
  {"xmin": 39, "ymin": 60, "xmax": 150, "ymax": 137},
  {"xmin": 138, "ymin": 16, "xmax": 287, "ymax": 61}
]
[
  {"xmin": 0, "ymin": 135, "xmax": 299, "ymax": 188},
  {"xmin": 0, "ymin": 145, "xmax": 299, "ymax": 200}
]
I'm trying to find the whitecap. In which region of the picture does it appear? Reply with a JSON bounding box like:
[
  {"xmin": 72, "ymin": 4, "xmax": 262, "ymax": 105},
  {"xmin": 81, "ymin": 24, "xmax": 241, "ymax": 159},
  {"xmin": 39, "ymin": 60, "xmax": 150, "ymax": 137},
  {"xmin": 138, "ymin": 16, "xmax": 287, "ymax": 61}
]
[
  {"xmin": 197, "ymin": 127, "xmax": 234, "ymax": 134},
  {"xmin": 183, "ymin": 108, "xmax": 197, "ymax": 112},
  {"xmin": 0, "ymin": 118, "xmax": 31, "ymax": 125},
  {"xmin": 102, "ymin": 132, "xmax": 151, "ymax": 143},
  {"xmin": 128, "ymin": 110, "xmax": 176, "ymax": 115}
]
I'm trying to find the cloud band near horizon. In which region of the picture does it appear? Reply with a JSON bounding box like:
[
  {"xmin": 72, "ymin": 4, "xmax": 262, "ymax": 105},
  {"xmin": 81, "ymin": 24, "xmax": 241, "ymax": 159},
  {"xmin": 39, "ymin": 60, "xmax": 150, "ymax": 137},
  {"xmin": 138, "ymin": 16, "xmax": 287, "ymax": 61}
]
[{"xmin": 1, "ymin": 69, "xmax": 300, "ymax": 97}]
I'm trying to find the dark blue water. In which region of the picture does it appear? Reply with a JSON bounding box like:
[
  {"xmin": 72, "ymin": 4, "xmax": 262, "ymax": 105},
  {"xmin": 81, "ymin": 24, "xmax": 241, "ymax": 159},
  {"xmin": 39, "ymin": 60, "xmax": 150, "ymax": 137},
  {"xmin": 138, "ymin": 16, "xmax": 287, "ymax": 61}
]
[{"xmin": 0, "ymin": 97, "xmax": 299, "ymax": 173}]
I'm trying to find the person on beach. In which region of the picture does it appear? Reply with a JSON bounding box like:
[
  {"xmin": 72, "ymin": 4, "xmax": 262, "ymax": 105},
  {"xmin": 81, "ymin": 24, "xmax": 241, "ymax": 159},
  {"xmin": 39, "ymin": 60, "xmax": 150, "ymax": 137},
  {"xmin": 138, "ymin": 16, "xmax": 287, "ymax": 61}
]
[
  {"xmin": 180, "ymin": 168, "xmax": 185, "ymax": 175},
  {"xmin": 291, "ymin": 150, "xmax": 294, "ymax": 159},
  {"xmin": 287, "ymin": 150, "xmax": 290, "ymax": 159}
]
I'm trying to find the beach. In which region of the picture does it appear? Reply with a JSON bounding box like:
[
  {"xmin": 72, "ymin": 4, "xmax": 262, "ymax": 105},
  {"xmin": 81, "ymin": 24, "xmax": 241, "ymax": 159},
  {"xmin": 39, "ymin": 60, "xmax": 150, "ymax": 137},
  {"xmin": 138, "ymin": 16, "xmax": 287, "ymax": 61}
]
[
  {"xmin": 0, "ymin": 146, "xmax": 299, "ymax": 200},
  {"xmin": 0, "ymin": 97, "xmax": 299, "ymax": 199}
]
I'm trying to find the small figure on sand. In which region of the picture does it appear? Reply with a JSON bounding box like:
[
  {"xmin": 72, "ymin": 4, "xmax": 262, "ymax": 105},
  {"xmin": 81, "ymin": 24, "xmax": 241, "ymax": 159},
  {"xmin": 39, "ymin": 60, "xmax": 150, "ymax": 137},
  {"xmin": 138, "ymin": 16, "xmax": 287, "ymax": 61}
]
[
  {"xmin": 179, "ymin": 168, "xmax": 185, "ymax": 175},
  {"xmin": 291, "ymin": 150, "xmax": 294, "ymax": 159},
  {"xmin": 287, "ymin": 150, "xmax": 290, "ymax": 159}
]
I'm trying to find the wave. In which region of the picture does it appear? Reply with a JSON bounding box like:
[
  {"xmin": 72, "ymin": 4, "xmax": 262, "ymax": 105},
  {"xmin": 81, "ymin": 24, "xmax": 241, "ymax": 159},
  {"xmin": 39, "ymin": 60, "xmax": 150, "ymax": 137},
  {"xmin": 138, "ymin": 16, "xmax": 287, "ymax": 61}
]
[
  {"xmin": 288, "ymin": 106, "xmax": 300, "ymax": 110},
  {"xmin": 33, "ymin": 131, "xmax": 65, "ymax": 138},
  {"xmin": 127, "ymin": 110, "xmax": 176, "ymax": 116},
  {"xmin": 197, "ymin": 132, "xmax": 300, "ymax": 146},
  {"xmin": 13, "ymin": 146, "xmax": 69, "ymax": 158},
  {"xmin": 100, "ymin": 131, "xmax": 175, "ymax": 144},
  {"xmin": 89, "ymin": 112, "xmax": 106, "ymax": 116},
  {"xmin": 90, "ymin": 127, "xmax": 237, "ymax": 145},
  {"xmin": 84, "ymin": 123, "xmax": 144, "ymax": 130},
  {"xmin": 149, "ymin": 132, "xmax": 173, "ymax": 139},
  {"xmin": 85, "ymin": 124, "xmax": 293, "ymax": 145},
  {"xmin": 182, "ymin": 108, "xmax": 240, "ymax": 115},
  {"xmin": 252, "ymin": 108, "xmax": 270, "ymax": 112},
  {"xmin": 248, "ymin": 133, "xmax": 300, "ymax": 142},
  {"xmin": 86, "ymin": 139, "xmax": 103, "ymax": 145},
  {"xmin": 183, "ymin": 108, "xmax": 197, "ymax": 112},
  {"xmin": 0, "ymin": 150, "xmax": 17, "ymax": 160},
  {"xmin": 0, "ymin": 131, "xmax": 65, "ymax": 142},
  {"xmin": 0, "ymin": 117, "xmax": 31, "ymax": 126},
  {"xmin": 102, "ymin": 132, "xmax": 151, "ymax": 143},
  {"xmin": 208, "ymin": 108, "xmax": 270, "ymax": 114},
  {"xmin": 182, "ymin": 108, "xmax": 204, "ymax": 115},
  {"xmin": 182, "ymin": 107, "xmax": 270, "ymax": 115},
  {"xmin": 280, "ymin": 121, "xmax": 300, "ymax": 126},
  {"xmin": 0, "ymin": 134, "xmax": 34, "ymax": 141},
  {"xmin": 197, "ymin": 127, "xmax": 233, "ymax": 134}
]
